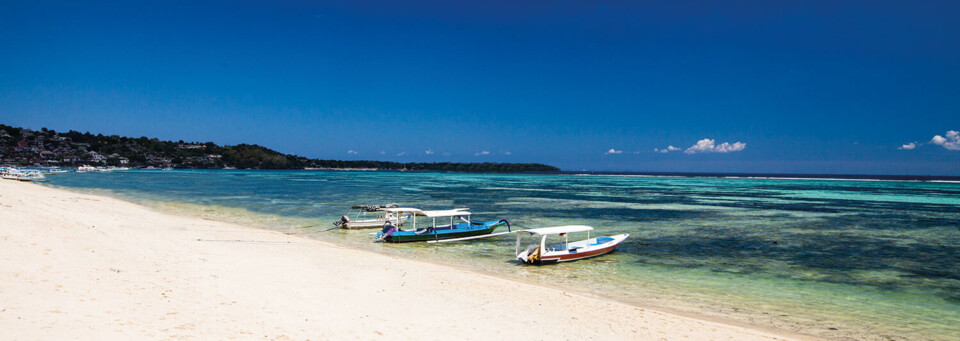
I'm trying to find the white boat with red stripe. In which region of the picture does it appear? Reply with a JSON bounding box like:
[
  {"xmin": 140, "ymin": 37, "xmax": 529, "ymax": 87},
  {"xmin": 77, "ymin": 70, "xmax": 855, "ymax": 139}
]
[{"xmin": 515, "ymin": 225, "xmax": 628, "ymax": 265}]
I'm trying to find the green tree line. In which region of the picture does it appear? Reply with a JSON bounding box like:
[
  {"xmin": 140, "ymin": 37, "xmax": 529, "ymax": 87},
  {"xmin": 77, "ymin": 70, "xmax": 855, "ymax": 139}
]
[{"xmin": 0, "ymin": 124, "xmax": 560, "ymax": 173}]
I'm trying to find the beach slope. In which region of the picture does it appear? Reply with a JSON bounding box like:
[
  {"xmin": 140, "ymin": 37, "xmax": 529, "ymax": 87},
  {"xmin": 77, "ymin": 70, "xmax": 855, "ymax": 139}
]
[{"xmin": 0, "ymin": 181, "xmax": 795, "ymax": 340}]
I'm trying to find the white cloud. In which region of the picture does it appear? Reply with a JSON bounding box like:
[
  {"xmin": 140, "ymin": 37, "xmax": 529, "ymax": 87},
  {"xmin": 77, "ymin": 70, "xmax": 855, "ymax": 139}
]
[
  {"xmin": 504, "ymin": 151, "xmax": 511, "ymax": 155},
  {"xmin": 425, "ymin": 149, "xmax": 434, "ymax": 155},
  {"xmin": 654, "ymin": 145, "xmax": 681, "ymax": 153},
  {"xmin": 380, "ymin": 151, "xmax": 386, "ymax": 155},
  {"xmin": 443, "ymin": 152, "xmax": 451, "ymax": 156},
  {"xmin": 898, "ymin": 142, "xmax": 918, "ymax": 150},
  {"xmin": 347, "ymin": 150, "xmax": 358, "ymax": 155},
  {"xmin": 930, "ymin": 130, "xmax": 960, "ymax": 151},
  {"xmin": 684, "ymin": 139, "xmax": 746, "ymax": 154},
  {"xmin": 604, "ymin": 148, "xmax": 623, "ymax": 155},
  {"xmin": 475, "ymin": 151, "xmax": 490, "ymax": 156},
  {"xmin": 397, "ymin": 152, "xmax": 407, "ymax": 156}
]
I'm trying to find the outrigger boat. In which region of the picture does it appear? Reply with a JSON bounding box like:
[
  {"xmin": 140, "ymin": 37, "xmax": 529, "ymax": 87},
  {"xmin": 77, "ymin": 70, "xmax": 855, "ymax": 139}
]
[
  {"xmin": 334, "ymin": 204, "xmax": 409, "ymax": 229},
  {"xmin": 515, "ymin": 225, "xmax": 628, "ymax": 265},
  {"xmin": 76, "ymin": 165, "xmax": 96, "ymax": 173},
  {"xmin": 375, "ymin": 208, "xmax": 509, "ymax": 243},
  {"xmin": 1, "ymin": 167, "xmax": 20, "ymax": 180},
  {"xmin": 1, "ymin": 169, "xmax": 47, "ymax": 182}
]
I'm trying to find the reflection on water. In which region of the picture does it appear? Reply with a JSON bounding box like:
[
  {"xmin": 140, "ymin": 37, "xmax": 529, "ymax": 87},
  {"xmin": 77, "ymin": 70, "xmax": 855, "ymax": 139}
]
[{"xmin": 45, "ymin": 170, "xmax": 960, "ymax": 340}]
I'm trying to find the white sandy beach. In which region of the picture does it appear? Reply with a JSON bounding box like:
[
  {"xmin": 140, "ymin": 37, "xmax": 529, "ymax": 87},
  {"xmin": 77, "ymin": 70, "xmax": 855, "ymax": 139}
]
[{"xmin": 0, "ymin": 180, "xmax": 800, "ymax": 340}]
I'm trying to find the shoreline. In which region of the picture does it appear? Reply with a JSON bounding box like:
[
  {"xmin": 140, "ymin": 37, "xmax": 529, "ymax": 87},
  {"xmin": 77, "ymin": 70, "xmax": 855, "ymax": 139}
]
[
  {"xmin": 33, "ymin": 183, "xmax": 812, "ymax": 339},
  {"xmin": 0, "ymin": 180, "xmax": 803, "ymax": 340}
]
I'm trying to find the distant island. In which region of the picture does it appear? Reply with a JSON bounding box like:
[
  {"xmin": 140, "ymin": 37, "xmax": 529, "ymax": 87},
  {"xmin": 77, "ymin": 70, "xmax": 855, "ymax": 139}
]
[{"xmin": 0, "ymin": 124, "xmax": 560, "ymax": 173}]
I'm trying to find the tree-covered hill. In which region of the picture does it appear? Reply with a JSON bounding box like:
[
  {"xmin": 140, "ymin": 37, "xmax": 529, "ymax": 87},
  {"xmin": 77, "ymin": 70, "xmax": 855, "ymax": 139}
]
[{"xmin": 0, "ymin": 124, "xmax": 560, "ymax": 173}]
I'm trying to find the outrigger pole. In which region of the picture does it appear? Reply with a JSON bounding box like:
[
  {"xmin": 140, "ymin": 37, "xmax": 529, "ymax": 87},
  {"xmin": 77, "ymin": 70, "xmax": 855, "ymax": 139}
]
[{"xmin": 426, "ymin": 231, "xmax": 515, "ymax": 243}]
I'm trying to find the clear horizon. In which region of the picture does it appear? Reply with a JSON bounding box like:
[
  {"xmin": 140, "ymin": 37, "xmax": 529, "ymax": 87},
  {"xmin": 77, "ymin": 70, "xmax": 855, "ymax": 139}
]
[{"xmin": 2, "ymin": 1, "xmax": 958, "ymax": 175}]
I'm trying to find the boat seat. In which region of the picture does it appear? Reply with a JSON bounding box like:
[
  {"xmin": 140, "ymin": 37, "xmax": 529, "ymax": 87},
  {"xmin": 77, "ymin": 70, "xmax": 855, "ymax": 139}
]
[{"xmin": 591, "ymin": 237, "xmax": 614, "ymax": 246}]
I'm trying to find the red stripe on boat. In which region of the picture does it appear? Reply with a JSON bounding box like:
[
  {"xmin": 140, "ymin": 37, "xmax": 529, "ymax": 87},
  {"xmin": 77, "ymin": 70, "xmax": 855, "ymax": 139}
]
[{"xmin": 541, "ymin": 243, "xmax": 620, "ymax": 262}]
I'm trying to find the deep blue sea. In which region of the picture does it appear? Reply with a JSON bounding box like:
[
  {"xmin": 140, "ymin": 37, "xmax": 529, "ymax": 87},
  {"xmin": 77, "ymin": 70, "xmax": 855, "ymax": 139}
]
[{"xmin": 42, "ymin": 170, "xmax": 960, "ymax": 340}]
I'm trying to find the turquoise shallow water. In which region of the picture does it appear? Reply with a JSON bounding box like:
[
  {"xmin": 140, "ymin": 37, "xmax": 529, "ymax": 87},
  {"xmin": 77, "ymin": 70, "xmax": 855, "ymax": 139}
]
[{"xmin": 43, "ymin": 170, "xmax": 960, "ymax": 340}]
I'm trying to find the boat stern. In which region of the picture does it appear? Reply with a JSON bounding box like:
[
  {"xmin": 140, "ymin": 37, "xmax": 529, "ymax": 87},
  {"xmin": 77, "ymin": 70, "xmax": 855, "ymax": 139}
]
[
  {"xmin": 375, "ymin": 224, "xmax": 398, "ymax": 241},
  {"xmin": 516, "ymin": 245, "xmax": 541, "ymax": 264}
]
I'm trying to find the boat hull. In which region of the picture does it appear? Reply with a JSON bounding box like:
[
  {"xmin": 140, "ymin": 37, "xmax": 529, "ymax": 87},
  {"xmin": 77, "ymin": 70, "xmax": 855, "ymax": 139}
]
[{"xmin": 383, "ymin": 220, "xmax": 505, "ymax": 243}]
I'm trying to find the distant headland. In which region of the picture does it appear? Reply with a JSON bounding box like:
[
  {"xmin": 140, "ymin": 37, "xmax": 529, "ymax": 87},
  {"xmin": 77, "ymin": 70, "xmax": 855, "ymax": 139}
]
[{"xmin": 0, "ymin": 124, "xmax": 560, "ymax": 173}]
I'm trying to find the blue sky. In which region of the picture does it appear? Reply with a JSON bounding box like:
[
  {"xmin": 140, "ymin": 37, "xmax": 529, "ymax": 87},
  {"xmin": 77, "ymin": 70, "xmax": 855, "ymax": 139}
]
[{"xmin": 1, "ymin": 1, "xmax": 958, "ymax": 175}]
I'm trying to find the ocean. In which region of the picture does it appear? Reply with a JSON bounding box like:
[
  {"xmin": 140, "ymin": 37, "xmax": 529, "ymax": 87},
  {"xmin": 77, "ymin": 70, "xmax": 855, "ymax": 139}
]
[{"xmin": 42, "ymin": 170, "xmax": 960, "ymax": 340}]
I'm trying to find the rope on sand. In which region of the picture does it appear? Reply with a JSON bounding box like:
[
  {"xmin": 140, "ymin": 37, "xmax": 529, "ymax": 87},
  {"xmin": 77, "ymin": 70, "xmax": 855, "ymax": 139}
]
[
  {"xmin": 291, "ymin": 224, "xmax": 339, "ymax": 232},
  {"xmin": 195, "ymin": 239, "xmax": 296, "ymax": 244}
]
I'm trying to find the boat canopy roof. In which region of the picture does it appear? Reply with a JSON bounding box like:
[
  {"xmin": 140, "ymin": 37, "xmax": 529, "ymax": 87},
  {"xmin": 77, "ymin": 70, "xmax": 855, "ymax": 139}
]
[
  {"xmin": 350, "ymin": 203, "xmax": 399, "ymax": 211},
  {"xmin": 519, "ymin": 225, "xmax": 593, "ymax": 235},
  {"xmin": 381, "ymin": 207, "xmax": 470, "ymax": 217},
  {"xmin": 417, "ymin": 209, "xmax": 471, "ymax": 217}
]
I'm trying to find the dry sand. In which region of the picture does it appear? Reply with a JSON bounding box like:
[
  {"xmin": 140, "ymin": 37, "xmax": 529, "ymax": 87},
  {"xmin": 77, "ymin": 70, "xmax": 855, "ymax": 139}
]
[{"xmin": 0, "ymin": 180, "xmax": 801, "ymax": 340}]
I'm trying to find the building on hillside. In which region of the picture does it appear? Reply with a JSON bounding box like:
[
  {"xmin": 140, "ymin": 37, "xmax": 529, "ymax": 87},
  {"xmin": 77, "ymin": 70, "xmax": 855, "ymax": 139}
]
[{"xmin": 86, "ymin": 151, "xmax": 106, "ymax": 162}]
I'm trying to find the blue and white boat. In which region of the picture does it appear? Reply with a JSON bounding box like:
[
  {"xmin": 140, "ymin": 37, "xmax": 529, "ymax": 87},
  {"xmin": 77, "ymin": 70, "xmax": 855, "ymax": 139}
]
[{"xmin": 375, "ymin": 208, "xmax": 509, "ymax": 243}]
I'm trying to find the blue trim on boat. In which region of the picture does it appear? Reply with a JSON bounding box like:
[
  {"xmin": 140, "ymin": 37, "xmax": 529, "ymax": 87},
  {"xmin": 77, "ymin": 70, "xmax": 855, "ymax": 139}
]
[{"xmin": 591, "ymin": 237, "xmax": 614, "ymax": 246}]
